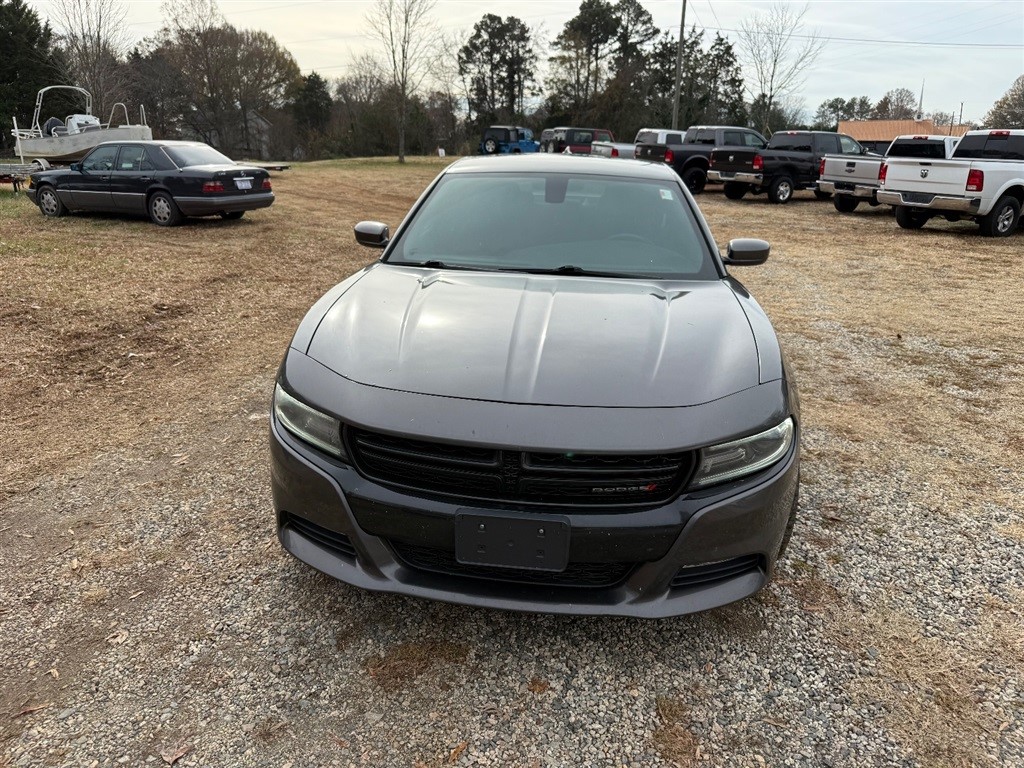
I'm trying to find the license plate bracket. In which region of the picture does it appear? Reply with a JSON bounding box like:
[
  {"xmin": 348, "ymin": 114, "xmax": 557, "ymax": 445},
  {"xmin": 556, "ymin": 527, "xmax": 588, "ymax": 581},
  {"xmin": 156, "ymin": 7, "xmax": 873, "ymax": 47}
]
[{"xmin": 455, "ymin": 512, "xmax": 570, "ymax": 572}]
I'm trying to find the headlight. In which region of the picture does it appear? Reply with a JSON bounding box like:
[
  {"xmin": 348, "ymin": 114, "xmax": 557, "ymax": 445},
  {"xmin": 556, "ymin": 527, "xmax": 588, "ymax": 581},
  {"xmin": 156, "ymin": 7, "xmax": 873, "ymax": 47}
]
[
  {"xmin": 691, "ymin": 418, "xmax": 794, "ymax": 488},
  {"xmin": 273, "ymin": 383, "xmax": 348, "ymax": 460}
]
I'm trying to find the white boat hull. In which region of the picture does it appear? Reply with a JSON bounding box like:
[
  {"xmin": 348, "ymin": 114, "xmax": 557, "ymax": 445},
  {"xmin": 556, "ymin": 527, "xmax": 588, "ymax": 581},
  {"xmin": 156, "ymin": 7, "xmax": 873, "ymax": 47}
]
[{"xmin": 15, "ymin": 125, "xmax": 153, "ymax": 162}]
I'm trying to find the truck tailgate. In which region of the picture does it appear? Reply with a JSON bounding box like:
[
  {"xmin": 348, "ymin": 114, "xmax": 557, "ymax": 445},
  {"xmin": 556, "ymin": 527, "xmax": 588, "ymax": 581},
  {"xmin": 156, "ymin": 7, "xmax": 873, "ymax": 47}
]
[
  {"xmin": 709, "ymin": 148, "xmax": 759, "ymax": 174},
  {"xmin": 883, "ymin": 158, "xmax": 970, "ymax": 196},
  {"xmin": 634, "ymin": 143, "xmax": 667, "ymax": 162},
  {"xmin": 822, "ymin": 155, "xmax": 880, "ymax": 188}
]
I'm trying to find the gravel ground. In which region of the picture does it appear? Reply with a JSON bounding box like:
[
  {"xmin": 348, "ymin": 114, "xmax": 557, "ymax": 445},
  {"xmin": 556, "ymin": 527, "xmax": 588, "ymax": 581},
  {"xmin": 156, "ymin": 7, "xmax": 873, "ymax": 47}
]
[{"xmin": 1, "ymin": 161, "xmax": 1022, "ymax": 767}]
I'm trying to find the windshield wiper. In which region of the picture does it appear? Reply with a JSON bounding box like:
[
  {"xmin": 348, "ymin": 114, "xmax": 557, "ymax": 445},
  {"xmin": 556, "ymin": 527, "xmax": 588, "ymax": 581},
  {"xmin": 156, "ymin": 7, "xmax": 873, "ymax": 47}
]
[
  {"xmin": 406, "ymin": 259, "xmax": 495, "ymax": 271},
  {"xmin": 507, "ymin": 265, "xmax": 647, "ymax": 279}
]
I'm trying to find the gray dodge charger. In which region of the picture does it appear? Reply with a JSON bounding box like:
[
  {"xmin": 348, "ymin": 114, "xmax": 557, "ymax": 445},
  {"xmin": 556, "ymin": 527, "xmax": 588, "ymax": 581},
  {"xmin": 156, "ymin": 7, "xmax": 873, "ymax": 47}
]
[{"xmin": 270, "ymin": 154, "xmax": 800, "ymax": 617}]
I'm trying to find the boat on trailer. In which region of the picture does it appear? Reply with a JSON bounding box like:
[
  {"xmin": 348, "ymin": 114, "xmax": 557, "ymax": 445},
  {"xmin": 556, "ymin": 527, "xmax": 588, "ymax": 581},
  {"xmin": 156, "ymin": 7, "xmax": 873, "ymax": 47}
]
[{"xmin": 11, "ymin": 85, "xmax": 152, "ymax": 164}]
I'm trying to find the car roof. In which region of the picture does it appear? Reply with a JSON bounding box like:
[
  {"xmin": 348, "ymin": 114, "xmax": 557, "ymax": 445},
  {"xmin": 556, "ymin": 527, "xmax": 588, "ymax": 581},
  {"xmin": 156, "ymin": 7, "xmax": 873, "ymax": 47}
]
[
  {"xmin": 91, "ymin": 139, "xmax": 215, "ymax": 148},
  {"xmin": 446, "ymin": 154, "xmax": 681, "ymax": 181}
]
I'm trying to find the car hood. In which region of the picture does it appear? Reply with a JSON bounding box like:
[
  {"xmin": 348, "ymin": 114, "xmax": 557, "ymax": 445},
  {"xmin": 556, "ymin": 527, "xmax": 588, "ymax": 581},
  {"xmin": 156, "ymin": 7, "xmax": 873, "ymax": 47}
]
[{"xmin": 305, "ymin": 265, "xmax": 760, "ymax": 407}]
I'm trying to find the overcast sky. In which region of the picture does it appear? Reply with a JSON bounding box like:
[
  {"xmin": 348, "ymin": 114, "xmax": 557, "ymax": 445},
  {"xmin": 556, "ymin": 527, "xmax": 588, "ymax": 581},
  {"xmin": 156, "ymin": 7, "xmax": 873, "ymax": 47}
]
[{"xmin": 27, "ymin": 0, "xmax": 1024, "ymax": 122}]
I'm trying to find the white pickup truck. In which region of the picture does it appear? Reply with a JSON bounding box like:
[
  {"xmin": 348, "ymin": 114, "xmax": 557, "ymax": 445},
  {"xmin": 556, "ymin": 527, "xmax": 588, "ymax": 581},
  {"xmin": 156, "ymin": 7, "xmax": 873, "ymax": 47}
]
[
  {"xmin": 818, "ymin": 135, "xmax": 959, "ymax": 213},
  {"xmin": 591, "ymin": 128, "xmax": 683, "ymax": 159},
  {"xmin": 877, "ymin": 129, "xmax": 1024, "ymax": 237}
]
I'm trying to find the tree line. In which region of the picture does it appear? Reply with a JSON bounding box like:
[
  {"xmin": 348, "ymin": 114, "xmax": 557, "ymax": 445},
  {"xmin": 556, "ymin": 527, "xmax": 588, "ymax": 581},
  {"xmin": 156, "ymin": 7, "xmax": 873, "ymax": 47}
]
[{"xmin": 2, "ymin": 0, "xmax": 1022, "ymax": 160}]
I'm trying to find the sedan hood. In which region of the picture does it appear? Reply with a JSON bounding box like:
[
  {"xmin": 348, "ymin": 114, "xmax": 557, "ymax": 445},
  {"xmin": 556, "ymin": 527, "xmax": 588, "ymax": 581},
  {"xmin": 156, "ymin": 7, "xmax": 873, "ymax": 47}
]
[{"xmin": 305, "ymin": 265, "xmax": 759, "ymax": 407}]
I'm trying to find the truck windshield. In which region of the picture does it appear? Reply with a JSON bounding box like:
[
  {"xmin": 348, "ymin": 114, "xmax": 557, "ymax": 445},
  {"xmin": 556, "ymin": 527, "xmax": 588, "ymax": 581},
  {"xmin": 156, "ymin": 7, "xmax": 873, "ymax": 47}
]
[{"xmin": 387, "ymin": 173, "xmax": 717, "ymax": 280}]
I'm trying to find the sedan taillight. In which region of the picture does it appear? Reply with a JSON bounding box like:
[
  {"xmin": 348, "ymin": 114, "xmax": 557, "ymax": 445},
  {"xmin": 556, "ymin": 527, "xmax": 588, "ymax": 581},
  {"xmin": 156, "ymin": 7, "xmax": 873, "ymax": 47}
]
[
  {"xmin": 966, "ymin": 169, "xmax": 984, "ymax": 192},
  {"xmin": 262, "ymin": 178, "xmax": 272, "ymax": 191},
  {"xmin": 203, "ymin": 181, "xmax": 224, "ymax": 193}
]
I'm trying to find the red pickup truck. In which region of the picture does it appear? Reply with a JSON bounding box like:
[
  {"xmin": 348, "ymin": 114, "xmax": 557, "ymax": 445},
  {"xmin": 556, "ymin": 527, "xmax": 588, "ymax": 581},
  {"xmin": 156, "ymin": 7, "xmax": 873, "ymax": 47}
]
[{"xmin": 545, "ymin": 126, "xmax": 614, "ymax": 155}]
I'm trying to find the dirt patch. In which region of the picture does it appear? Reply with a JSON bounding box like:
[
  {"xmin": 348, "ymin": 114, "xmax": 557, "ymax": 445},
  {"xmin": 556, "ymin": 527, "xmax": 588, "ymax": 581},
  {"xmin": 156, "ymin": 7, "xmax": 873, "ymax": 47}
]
[
  {"xmin": 653, "ymin": 695, "xmax": 699, "ymax": 766},
  {"xmin": 364, "ymin": 640, "xmax": 470, "ymax": 691}
]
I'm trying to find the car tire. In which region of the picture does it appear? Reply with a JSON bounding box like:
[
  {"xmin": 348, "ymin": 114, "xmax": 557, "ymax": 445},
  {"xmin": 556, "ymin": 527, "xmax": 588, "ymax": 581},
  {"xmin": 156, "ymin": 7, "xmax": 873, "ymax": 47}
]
[
  {"xmin": 767, "ymin": 176, "xmax": 794, "ymax": 204},
  {"xmin": 833, "ymin": 195, "xmax": 859, "ymax": 213},
  {"xmin": 37, "ymin": 185, "xmax": 66, "ymax": 217},
  {"xmin": 723, "ymin": 182, "xmax": 748, "ymax": 200},
  {"xmin": 895, "ymin": 206, "xmax": 929, "ymax": 230},
  {"xmin": 681, "ymin": 167, "xmax": 707, "ymax": 194},
  {"xmin": 148, "ymin": 191, "xmax": 183, "ymax": 227},
  {"xmin": 978, "ymin": 195, "xmax": 1021, "ymax": 238},
  {"xmin": 813, "ymin": 189, "xmax": 832, "ymax": 200},
  {"xmin": 483, "ymin": 138, "xmax": 498, "ymax": 155},
  {"xmin": 221, "ymin": 211, "xmax": 244, "ymax": 220}
]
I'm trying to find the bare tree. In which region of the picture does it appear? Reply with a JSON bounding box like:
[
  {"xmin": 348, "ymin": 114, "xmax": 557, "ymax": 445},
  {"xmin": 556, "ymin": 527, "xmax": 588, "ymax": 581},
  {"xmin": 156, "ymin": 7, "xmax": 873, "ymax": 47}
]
[
  {"xmin": 51, "ymin": 0, "xmax": 130, "ymax": 120},
  {"xmin": 365, "ymin": 0, "xmax": 438, "ymax": 162},
  {"xmin": 737, "ymin": 2, "xmax": 824, "ymax": 133}
]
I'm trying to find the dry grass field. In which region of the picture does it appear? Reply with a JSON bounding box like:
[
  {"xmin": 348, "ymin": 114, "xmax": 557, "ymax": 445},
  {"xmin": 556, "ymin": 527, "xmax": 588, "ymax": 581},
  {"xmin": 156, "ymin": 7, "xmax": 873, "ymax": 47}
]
[{"xmin": 0, "ymin": 158, "xmax": 1021, "ymax": 767}]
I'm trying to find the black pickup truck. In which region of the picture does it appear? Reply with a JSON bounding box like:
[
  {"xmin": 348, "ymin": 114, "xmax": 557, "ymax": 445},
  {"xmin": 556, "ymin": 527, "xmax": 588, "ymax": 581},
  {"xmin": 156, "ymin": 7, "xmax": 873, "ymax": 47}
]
[
  {"xmin": 634, "ymin": 125, "xmax": 767, "ymax": 194},
  {"xmin": 708, "ymin": 130, "xmax": 869, "ymax": 204}
]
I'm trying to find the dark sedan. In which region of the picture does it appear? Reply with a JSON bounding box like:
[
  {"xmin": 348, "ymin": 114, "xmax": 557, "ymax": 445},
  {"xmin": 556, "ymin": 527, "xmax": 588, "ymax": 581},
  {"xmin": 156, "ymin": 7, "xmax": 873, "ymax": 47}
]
[
  {"xmin": 270, "ymin": 154, "xmax": 800, "ymax": 618},
  {"xmin": 26, "ymin": 140, "xmax": 274, "ymax": 226}
]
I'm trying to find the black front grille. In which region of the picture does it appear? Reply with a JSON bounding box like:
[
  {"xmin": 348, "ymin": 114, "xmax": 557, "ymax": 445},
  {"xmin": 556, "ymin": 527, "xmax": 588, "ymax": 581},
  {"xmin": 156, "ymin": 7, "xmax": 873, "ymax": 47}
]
[
  {"xmin": 391, "ymin": 542, "xmax": 633, "ymax": 588},
  {"xmin": 671, "ymin": 555, "xmax": 763, "ymax": 590},
  {"xmin": 282, "ymin": 513, "xmax": 357, "ymax": 560},
  {"xmin": 347, "ymin": 427, "xmax": 695, "ymax": 507}
]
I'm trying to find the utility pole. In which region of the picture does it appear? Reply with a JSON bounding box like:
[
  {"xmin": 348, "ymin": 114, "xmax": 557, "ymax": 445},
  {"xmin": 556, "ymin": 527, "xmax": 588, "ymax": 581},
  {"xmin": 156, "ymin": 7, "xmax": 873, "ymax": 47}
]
[{"xmin": 671, "ymin": 0, "xmax": 688, "ymax": 130}]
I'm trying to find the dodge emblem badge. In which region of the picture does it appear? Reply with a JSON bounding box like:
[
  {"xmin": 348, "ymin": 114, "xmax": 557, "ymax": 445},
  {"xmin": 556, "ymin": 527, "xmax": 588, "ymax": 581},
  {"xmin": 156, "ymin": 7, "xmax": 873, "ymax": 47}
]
[{"xmin": 920, "ymin": 169, "xmax": 929, "ymax": 178}]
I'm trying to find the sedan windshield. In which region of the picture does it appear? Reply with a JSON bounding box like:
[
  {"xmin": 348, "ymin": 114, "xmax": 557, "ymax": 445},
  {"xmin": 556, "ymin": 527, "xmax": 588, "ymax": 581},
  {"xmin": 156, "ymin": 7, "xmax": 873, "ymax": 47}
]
[
  {"xmin": 387, "ymin": 173, "xmax": 718, "ymax": 280},
  {"xmin": 164, "ymin": 145, "xmax": 234, "ymax": 168}
]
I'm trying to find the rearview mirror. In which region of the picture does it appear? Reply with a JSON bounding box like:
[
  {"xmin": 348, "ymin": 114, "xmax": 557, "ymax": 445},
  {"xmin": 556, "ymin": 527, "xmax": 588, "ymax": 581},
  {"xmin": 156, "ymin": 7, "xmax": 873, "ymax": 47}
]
[
  {"xmin": 354, "ymin": 221, "xmax": 390, "ymax": 248},
  {"xmin": 723, "ymin": 238, "xmax": 770, "ymax": 266},
  {"xmin": 70, "ymin": 162, "xmax": 81, "ymax": 171}
]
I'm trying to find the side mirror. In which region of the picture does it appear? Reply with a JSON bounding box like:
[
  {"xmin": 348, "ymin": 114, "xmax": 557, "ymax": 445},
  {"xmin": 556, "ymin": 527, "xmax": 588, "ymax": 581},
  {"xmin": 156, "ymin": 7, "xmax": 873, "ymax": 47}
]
[
  {"xmin": 70, "ymin": 162, "xmax": 81, "ymax": 171},
  {"xmin": 354, "ymin": 221, "xmax": 390, "ymax": 248},
  {"xmin": 723, "ymin": 238, "xmax": 770, "ymax": 266}
]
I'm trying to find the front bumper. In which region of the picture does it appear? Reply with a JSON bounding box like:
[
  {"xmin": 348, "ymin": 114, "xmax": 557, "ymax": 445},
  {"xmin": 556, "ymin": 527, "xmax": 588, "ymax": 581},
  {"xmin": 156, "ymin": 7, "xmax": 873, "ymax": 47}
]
[
  {"xmin": 25, "ymin": 187, "xmax": 37, "ymax": 204},
  {"xmin": 876, "ymin": 190, "xmax": 981, "ymax": 212},
  {"xmin": 270, "ymin": 413, "xmax": 799, "ymax": 618},
  {"xmin": 174, "ymin": 191, "xmax": 274, "ymax": 216},
  {"xmin": 818, "ymin": 180, "xmax": 877, "ymax": 198},
  {"xmin": 708, "ymin": 170, "xmax": 763, "ymax": 185}
]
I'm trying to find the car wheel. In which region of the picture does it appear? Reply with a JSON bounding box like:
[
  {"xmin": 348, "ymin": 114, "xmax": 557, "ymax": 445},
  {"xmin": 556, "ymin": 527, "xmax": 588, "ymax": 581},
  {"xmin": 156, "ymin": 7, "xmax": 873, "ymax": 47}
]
[
  {"xmin": 483, "ymin": 138, "xmax": 498, "ymax": 155},
  {"xmin": 37, "ymin": 186, "xmax": 66, "ymax": 217},
  {"xmin": 833, "ymin": 195, "xmax": 859, "ymax": 213},
  {"xmin": 814, "ymin": 190, "xmax": 832, "ymax": 200},
  {"xmin": 681, "ymin": 167, "xmax": 707, "ymax": 194},
  {"xmin": 221, "ymin": 211, "xmax": 244, "ymax": 220},
  {"xmin": 767, "ymin": 176, "xmax": 794, "ymax": 204},
  {"xmin": 979, "ymin": 195, "xmax": 1021, "ymax": 238},
  {"xmin": 723, "ymin": 182, "xmax": 748, "ymax": 200},
  {"xmin": 894, "ymin": 206, "xmax": 929, "ymax": 230},
  {"xmin": 148, "ymin": 191, "xmax": 183, "ymax": 227}
]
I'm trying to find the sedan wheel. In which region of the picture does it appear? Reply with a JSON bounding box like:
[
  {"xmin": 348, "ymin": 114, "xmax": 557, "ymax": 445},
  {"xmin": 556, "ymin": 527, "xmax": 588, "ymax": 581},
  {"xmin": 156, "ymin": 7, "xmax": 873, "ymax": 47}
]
[
  {"xmin": 148, "ymin": 191, "xmax": 182, "ymax": 227},
  {"xmin": 37, "ymin": 186, "xmax": 66, "ymax": 217}
]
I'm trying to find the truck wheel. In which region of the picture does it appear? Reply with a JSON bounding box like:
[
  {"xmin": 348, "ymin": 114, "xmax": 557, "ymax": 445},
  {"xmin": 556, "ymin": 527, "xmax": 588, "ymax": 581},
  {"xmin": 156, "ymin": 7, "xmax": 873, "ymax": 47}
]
[
  {"xmin": 895, "ymin": 206, "xmax": 929, "ymax": 230},
  {"xmin": 767, "ymin": 176, "xmax": 794, "ymax": 204},
  {"xmin": 681, "ymin": 167, "xmax": 707, "ymax": 194},
  {"xmin": 814, "ymin": 190, "xmax": 832, "ymax": 200},
  {"xmin": 833, "ymin": 195, "xmax": 859, "ymax": 213},
  {"xmin": 978, "ymin": 195, "xmax": 1021, "ymax": 238},
  {"xmin": 723, "ymin": 182, "xmax": 748, "ymax": 200}
]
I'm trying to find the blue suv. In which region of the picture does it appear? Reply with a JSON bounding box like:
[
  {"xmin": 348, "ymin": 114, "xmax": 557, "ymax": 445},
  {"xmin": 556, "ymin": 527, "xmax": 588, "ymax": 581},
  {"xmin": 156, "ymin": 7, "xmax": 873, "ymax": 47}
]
[{"xmin": 479, "ymin": 126, "xmax": 540, "ymax": 155}]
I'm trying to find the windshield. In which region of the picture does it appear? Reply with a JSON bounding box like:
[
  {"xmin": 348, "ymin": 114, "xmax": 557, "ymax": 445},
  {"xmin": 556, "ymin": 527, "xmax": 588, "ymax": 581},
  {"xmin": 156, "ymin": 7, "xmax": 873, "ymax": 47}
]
[
  {"xmin": 386, "ymin": 172, "xmax": 718, "ymax": 280},
  {"xmin": 164, "ymin": 145, "xmax": 234, "ymax": 167}
]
